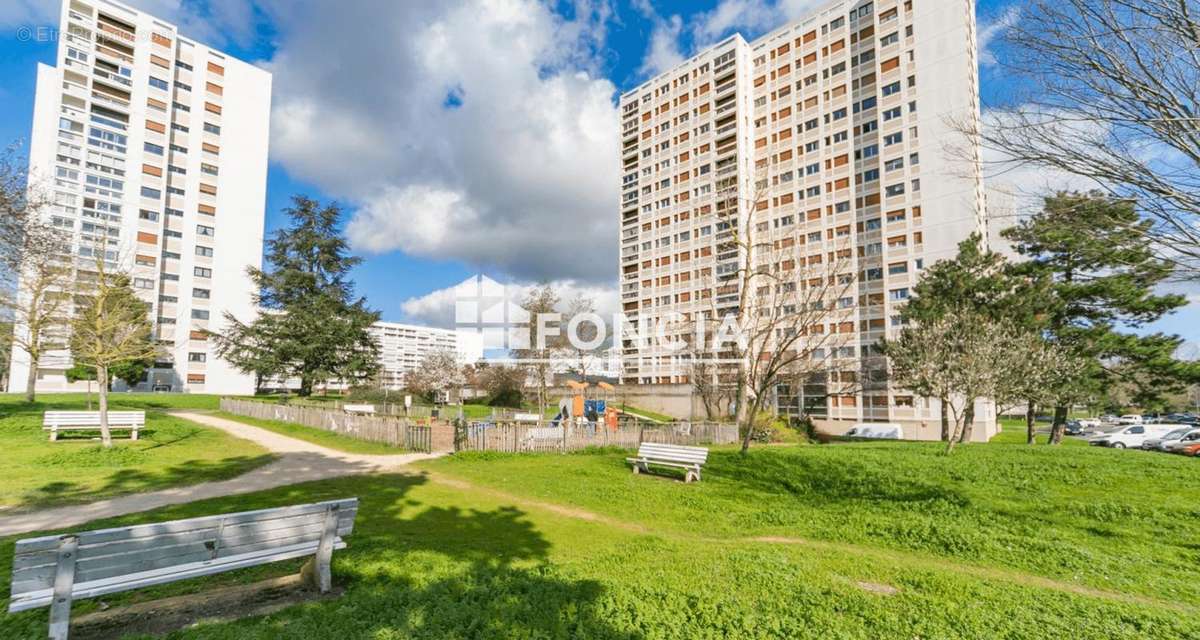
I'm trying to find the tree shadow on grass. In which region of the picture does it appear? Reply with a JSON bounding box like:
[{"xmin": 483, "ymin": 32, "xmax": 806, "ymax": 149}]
[
  {"xmin": 14, "ymin": 454, "xmax": 276, "ymax": 512},
  {"xmin": 5, "ymin": 473, "xmax": 643, "ymax": 639},
  {"xmin": 706, "ymin": 448, "xmax": 970, "ymax": 508}
]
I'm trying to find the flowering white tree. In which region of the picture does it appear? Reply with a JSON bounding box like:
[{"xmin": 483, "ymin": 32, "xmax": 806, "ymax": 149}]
[
  {"xmin": 406, "ymin": 348, "xmax": 466, "ymax": 402},
  {"xmin": 885, "ymin": 310, "xmax": 1017, "ymax": 454}
]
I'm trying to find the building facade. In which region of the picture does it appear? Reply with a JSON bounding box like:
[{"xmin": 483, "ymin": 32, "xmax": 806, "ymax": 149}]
[
  {"xmin": 371, "ymin": 322, "xmax": 484, "ymax": 390},
  {"xmin": 618, "ymin": 0, "xmax": 996, "ymax": 438},
  {"xmin": 8, "ymin": 0, "xmax": 271, "ymax": 395}
]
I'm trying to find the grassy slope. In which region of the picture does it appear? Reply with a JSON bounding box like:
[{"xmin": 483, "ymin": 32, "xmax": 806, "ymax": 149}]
[
  {"xmin": 2, "ymin": 470, "xmax": 1196, "ymax": 639},
  {"xmin": 0, "ymin": 393, "xmax": 272, "ymax": 511},
  {"xmin": 420, "ymin": 441, "xmax": 1200, "ymax": 605},
  {"xmin": 212, "ymin": 411, "xmax": 406, "ymax": 455}
]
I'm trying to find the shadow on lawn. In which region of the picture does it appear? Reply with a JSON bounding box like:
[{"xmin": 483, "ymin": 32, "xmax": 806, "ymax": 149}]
[
  {"xmin": 332, "ymin": 473, "xmax": 643, "ymax": 640},
  {"xmin": 14, "ymin": 454, "xmax": 275, "ymax": 512},
  {"xmin": 707, "ymin": 448, "xmax": 970, "ymax": 507},
  {"xmin": 104, "ymin": 473, "xmax": 644, "ymax": 639}
]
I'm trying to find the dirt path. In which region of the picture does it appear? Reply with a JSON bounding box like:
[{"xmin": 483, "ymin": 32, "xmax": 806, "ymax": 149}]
[{"xmin": 0, "ymin": 411, "xmax": 441, "ymax": 537}]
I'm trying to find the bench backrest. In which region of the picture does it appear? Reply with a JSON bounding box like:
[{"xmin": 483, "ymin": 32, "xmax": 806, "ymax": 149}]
[
  {"xmin": 8, "ymin": 498, "xmax": 358, "ymax": 612},
  {"xmin": 43, "ymin": 411, "xmax": 146, "ymax": 426},
  {"xmin": 636, "ymin": 442, "xmax": 709, "ymax": 465},
  {"xmin": 342, "ymin": 404, "xmax": 375, "ymax": 414}
]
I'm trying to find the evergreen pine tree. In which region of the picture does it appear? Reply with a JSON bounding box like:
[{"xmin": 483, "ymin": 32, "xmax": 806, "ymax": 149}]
[
  {"xmin": 217, "ymin": 196, "xmax": 380, "ymax": 396},
  {"xmin": 1003, "ymin": 192, "xmax": 1191, "ymax": 443}
]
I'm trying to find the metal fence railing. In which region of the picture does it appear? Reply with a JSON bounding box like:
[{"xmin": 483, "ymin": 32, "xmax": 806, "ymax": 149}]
[{"xmin": 220, "ymin": 398, "xmax": 433, "ymax": 453}]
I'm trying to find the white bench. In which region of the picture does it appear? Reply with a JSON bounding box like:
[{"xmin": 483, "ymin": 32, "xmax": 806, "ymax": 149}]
[
  {"xmin": 342, "ymin": 403, "xmax": 376, "ymax": 415},
  {"xmin": 7, "ymin": 498, "xmax": 359, "ymax": 640},
  {"xmin": 626, "ymin": 442, "xmax": 709, "ymax": 483},
  {"xmin": 43, "ymin": 411, "xmax": 146, "ymax": 442}
]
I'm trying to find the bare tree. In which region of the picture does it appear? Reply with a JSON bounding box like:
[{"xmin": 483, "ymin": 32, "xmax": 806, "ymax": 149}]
[
  {"xmin": 886, "ymin": 311, "xmax": 1017, "ymax": 454},
  {"xmin": 514, "ymin": 284, "xmax": 559, "ymax": 416},
  {"xmin": 557, "ymin": 295, "xmax": 605, "ymax": 382},
  {"xmin": 971, "ymin": 0, "xmax": 1200, "ymax": 276},
  {"xmin": 681, "ymin": 178, "xmax": 856, "ymax": 452},
  {"xmin": 0, "ymin": 145, "xmax": 74, "ymax": 402},
  {"xmin": 69, "ymin": 255, "xmax": 158, "ymax": 447}
]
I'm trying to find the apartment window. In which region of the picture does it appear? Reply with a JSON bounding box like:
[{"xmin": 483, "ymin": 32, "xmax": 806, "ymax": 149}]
[
  {"xmin": 163, "ymin": 251, "xmax": 181, "ymax": 260},
  {"xmin": 203, "ymin": 123, "xmax": 221, "ymax": 135},
  {"xmin": 165, "ymin": 207, "xmax": 184, "ymax": 217},
  {"xmin": 162, "ymin": 272, "xmax": 180, "ymax": 281},
  {"xmin": 200, "ymin": 163, "xmax": 218, "ymax": 176},
  {"xmin": 172, "ymin": 101, "xmax": 190, "ymax": 112},
  {"xmin": 133, "ymin": 277, "xmax": 154, "ymax": 289},
  {"xmin": 168, "ymin": 165, "xmax": 186, "ymax": 175},
  {"xmin": 167, "ymin": 186, "xmax": 185, "ymax": 196},
  {"xmin": 861, "ymin": 168, "xmax": 879, "ymax": 182},
  {"xmin": 885, "ymin": 157, "xmax": 904, "ymax": 171},
  {"xmin": 888, "ymin": 262, "xmax": 909, "ymax": 275},
  {"xmin": 193, "ymin": 288, "xmax": 210, "ymax": 299},
  {"xmin": 865, "ymin": 218, "xmax": 882, "ymax": 231},
  {"xmin": 909, "ymin": 152, "xmax": 920, "ymax": 165},
  {"xmin": 149, "ymin": 77, "xmax": 169, "ymax": 91},
  {"xmin": 832, "ymin": 131, "xmax": 848, "ymax": 143},
  {"xmin": 884, "ymin": 132, "xmax": 904, "ymax": 146},
  {"xmin": 139, "ymin": 209, "xmax": 159, "ymax": 222},
  {"xmin": 860, "ymin": 144, "xmax": 879, "ymax": 159},
  {"xmin": 170, "ymin": 123, "xmax": 189, "ymax": 133},
  {"xmin": 197, "ymin": 224, "xmax": 214, "ymax": 237},
  {"xmin": 835, "ymin": 201, "xmax": 850, "ymax": 213},
  {"xmin": 164, "ymin": 229, "xmax": 183, "ymax": 238},
  {"xmin": 144, "ymin": 142, "xmax": 163, "ymax": 155},
  {"xmin": 885, "ymin": 183, "xmax": 906, "ymax": 197},
  {"xmin": 861, "ymin": 120, "xmax": 878, "ymax": 134},
  {"xmin": 176, "ymin": 60, "xmax": 193, "ymax": 71},
  {"xmin": 881, "ymin": 32, "xmax": 899, "ymax": 47},
  {"xmin": 191, "ymin": 309, "xmax": 210, "ymax": 320},
  {"xmin": 889, "ymin": 288, "xmax": 910, "ymax": 301},
  {"xmin": 169, "ymin": 144, "xmax": 188, "ymax": 154},
  {"xmin": 176, "ymin": 81, "xmax": 192, "ymax": 92},
  {"xmin": 195, "ymin": 246, "xmax": 214, "ymax": 257},
  {"xmin": 194, "ymin": 266, "xmax": 212, "ymax": 278},
  {"xmin": 883, "ymin": 106, "xmax": 902, "ymax": 121},
  {"xmin": 188, "ymin": 352, "xmax": 207, "ymax": 362},
  {"xmin": 159, "ymin": 295, "xmax": 178, "ymax": 304},
  {"xmin": 141, "ymin": 186, "xmax": 161, "ymax": 199},
  {"xmin": 856, "ymin": 97, "xmax": 877, "ymax": 113},
  {"xmin": 882, "ymin": 81, "xmax": 901, "ymax": 96}
]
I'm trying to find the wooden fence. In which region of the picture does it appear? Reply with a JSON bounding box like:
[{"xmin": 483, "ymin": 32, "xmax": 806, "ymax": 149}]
[
  {"xmin": 220, "ymin": 398, "xmax": 432, "ymax": 453},
  {"xmin": 456, "ymin": 421, "xmax": 738, "ymax": 453}
]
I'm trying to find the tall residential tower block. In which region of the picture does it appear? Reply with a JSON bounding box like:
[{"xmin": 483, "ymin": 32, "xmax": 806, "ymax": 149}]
[
  {"xmin": 9, "ymin": 0, "xmax": 271, "ymax": 395},
  {"xmin": 618, "ymin": 0, "xmax": 995, "ymax": 438}
]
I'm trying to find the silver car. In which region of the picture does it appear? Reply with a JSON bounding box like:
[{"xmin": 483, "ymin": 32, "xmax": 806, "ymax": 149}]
[{"xmin": 1141, "ymin": 427, "xmax": 1197, "ymax": 451}]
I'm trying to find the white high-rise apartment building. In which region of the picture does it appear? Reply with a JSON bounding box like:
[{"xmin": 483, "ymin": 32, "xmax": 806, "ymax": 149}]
[
  {"xmin": 618, "ymin": 0, "xmax": 996, "ymax": 438},
  {"xmin": 8, "ymin": 0, "xmax": 271, "ymax": 395},
  {"xmin": 370, "ymin": 322, "xmax": 484, "ymax": 389}
]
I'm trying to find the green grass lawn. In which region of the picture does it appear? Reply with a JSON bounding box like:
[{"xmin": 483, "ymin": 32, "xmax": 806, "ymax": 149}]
[
  {"xmin": 213, "ymin": 411, "xmax": 407, "ymax": 455},
  {"xmin": 0, "ymin": 393, "xmax": 272, "ymax": 511},
  {"xmin": 2, "ymin": 437, "xmax": 1197, "ymax": 638}
]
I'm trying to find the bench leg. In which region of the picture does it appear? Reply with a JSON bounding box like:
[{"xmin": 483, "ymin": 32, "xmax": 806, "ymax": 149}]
[
  {"xmin": 49, "ymin": 425, "xmax": 58, "ymax": 442},
  {"xmin": 49, "ymin": 535, "xmax": 79, "ymax": 640},
  {"xmin": 684, "ymin": 466, "xmax": 700, "ymax": 483},
  {"xmin": 130, "ymin": 427, "xmax": 139, "ymax": 441},
  {"xmin": 301, "ymin": 504, "xmax": 340, "ymax": 593}
]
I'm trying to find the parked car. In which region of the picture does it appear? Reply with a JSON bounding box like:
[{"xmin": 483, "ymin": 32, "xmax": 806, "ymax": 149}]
[
  {"xmin": 1175, "ymin": 440, "xmax": 1200, "ymax": 456},
  {"xmin": 1118, "ymin": 414, "xmax": 1144, "ymax": 425},
  {"xmin": 845, "ymin": 423, "xmax": 903, "ymax": 439},
  {"xmin": 1077, "ymin": 418, "xmax": 1102, "ymax": 429},
  {"xmin": 1141, "ymin": 427, "xmax": 1197, "ymax": 451},
  {"xmin": 1165, "ymin": 430, "xmax": 1200, "ymax": 454},
  {"xmin": 1088, "ymin": 424, "xmax": 1175, "ymax": 449}
]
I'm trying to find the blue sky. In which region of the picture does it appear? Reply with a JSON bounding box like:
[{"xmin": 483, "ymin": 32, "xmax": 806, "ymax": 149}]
[{"xmin": 0, "ymin": 0, "xmax": 1194, "ymax": 344}]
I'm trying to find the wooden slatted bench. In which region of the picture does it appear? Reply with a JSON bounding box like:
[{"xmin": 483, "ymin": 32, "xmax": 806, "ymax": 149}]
[
  {"xmin": 626, "ymin": 442, "xmax": 709, "ymax": 483},
  {"xmin": 43, "ymin": 411, "xmax": 146, "ymax": 442},
  {"xmin": 7, "ymin": 498, "xmax": 359, "ymax": 640}
]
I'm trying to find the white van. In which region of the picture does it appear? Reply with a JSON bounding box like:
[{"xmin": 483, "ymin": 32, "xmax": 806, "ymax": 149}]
[
  {"xmin": 845, "ymin": 423, "xmax": 903, "ymax": 439},
  {"xmin": 1118, "ymin": 414, "xmax": 1144, "ymax": 425},
  {"xmin": 1090, "ymin": 423, "xmax": 1174, "ymax": 449}
]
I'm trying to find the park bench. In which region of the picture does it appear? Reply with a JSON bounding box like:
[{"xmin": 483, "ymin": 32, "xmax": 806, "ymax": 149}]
[
  {"xmin": 7, "ymin": 498, "xmax": 359, "ymax": 640},
  {"xmin": 626, "ymin": 442, "xmax": 709, "ymax": 483},
  {"xmin": 43, "ymin": 411, "xmax": 145, "ymax": 442},
  {"xmin": 342, "ymin": 403, "xmax": 376, "ymax": 415}
]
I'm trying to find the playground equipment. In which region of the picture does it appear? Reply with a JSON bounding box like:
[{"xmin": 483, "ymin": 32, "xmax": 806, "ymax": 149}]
[{"xmin": 552, "ymin": 380, "xmax": 619, "ymax": 431}]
